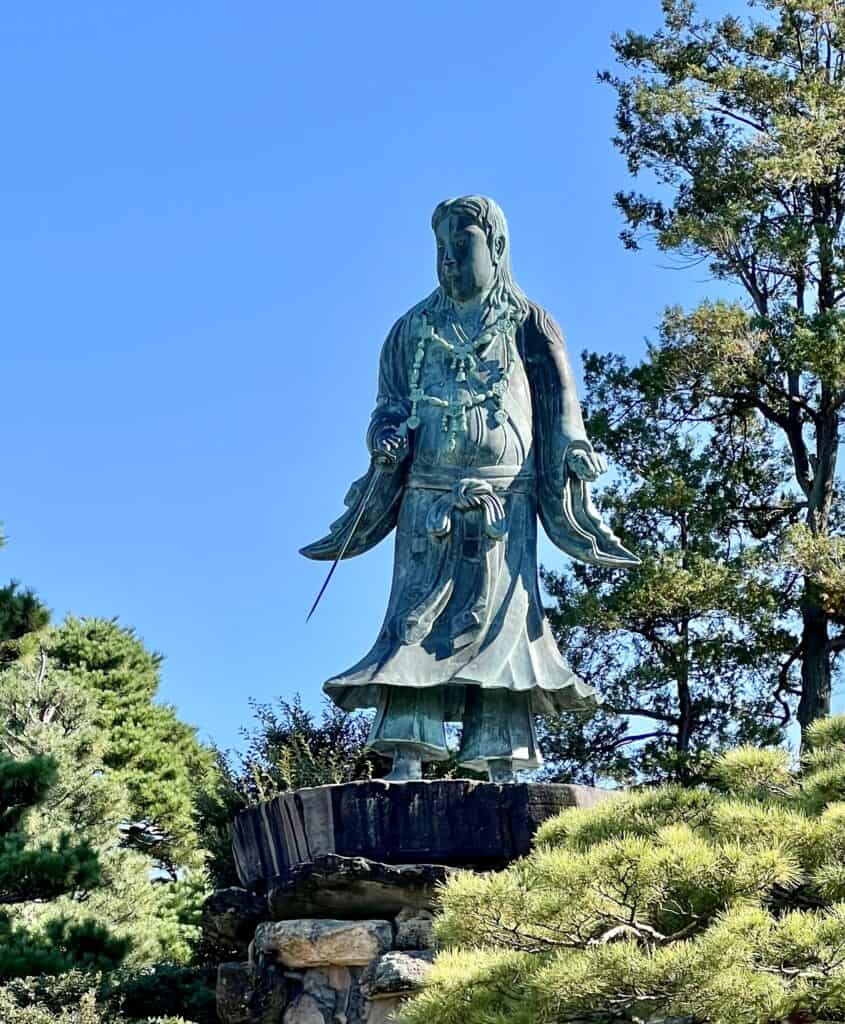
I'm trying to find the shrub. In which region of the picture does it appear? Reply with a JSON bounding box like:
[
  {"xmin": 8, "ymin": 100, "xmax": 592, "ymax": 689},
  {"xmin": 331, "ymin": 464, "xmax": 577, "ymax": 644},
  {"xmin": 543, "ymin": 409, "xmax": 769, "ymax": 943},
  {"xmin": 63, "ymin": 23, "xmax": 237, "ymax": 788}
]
[{"xmin": 401, "ymin": 716, "xmax": 845, "ymax": 1024}]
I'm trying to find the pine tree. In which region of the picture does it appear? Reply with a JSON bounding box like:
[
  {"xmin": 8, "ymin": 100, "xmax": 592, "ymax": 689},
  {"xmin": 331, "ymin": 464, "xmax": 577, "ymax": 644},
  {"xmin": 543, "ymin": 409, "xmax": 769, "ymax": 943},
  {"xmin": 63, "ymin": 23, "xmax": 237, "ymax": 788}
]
[
  {"xmin": 540, "ymin": 350, "xmax": 793, "ymax": 784},
  {"xmin": 47, "ymin": 617, "xmax": 215, "ymax": 875},
  {"xmin": 0, "ymin": 589, "xmax": 214, "ymax": 875},
  {"xmin": 0, "ymin": 581, "xmax": 50, "ymax": 664},
  {"xmin": 0, "ymin": 652, "xmax": 203, "ymax": 972},
  {"xmin": 0, "ymin": 734, "xmax": 127, "ymax": 981},
  {"xmin": 401, "ymin": 716, "xmax": 845, "ymax": 1024},
  {"xmin": 599, "ymin": 0, "xmax": 845, "ymax": 741},
  {"xmin": 0, "ymin": 585, "xmax": 214, "ymax": 1019}
]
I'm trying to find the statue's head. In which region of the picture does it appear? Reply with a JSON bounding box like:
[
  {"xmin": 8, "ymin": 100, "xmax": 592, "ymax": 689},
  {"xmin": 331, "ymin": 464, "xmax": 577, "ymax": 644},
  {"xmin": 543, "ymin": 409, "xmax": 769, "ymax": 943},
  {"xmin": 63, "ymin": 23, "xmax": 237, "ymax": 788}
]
[{"xmin": 430, "ymin": 196, "xmax": 528, "ymax": 319}]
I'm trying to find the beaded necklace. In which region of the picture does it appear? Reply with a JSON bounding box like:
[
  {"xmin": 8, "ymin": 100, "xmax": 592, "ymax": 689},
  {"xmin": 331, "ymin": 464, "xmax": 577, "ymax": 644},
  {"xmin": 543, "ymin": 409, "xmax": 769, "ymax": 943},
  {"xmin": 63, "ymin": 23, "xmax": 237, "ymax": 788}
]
[{"xmin": 400, "ymin": 309, "xmax": 519, "ymax": 452}]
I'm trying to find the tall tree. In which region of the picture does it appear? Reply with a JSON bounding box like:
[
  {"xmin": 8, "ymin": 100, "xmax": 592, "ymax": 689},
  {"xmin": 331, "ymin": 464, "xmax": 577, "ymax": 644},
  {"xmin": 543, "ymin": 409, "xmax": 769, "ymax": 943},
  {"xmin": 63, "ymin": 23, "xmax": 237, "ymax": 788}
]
[
  {"xmin": 602, "ymin": 0, "xmax": 845, "ymax": 739},
  {"xmin": 0, "ymin": 653, "xmax": 202, "ymax": 971},
  {"xmin": 0, "ymin": 721, "xmax": 127, "ymax": 981},
  {"xmin": 0, "ymin": 587, "xmax": 215, "ymax": 873},
  {"xmin": 47, "ymin": 617, "xmax": 214, "ymax": 874},
  {"xmin": 541, "ymin": 350, "xmax": 792, "ymax": 784}
]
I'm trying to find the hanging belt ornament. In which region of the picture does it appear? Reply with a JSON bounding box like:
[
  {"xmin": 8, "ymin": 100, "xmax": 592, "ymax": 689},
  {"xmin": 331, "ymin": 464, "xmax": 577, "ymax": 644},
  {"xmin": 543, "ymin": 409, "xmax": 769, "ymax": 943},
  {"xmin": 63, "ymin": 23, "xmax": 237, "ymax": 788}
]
[{"xmin": 401, "ymin": 477, "xmax": 508, "ymax": 648}]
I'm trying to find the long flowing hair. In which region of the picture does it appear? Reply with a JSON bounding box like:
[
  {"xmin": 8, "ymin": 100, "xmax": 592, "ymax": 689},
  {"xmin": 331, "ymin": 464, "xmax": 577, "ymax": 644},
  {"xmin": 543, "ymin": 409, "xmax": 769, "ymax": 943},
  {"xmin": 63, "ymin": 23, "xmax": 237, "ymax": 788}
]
[{"xmin": 427, "ymin": 195, "xmax": 531, "ymax": 326}]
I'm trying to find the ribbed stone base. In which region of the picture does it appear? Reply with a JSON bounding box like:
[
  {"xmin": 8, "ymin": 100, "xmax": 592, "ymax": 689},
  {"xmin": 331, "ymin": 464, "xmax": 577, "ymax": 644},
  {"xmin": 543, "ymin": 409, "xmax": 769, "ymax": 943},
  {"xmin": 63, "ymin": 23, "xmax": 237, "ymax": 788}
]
[{"xmin": 232, "ymin": 778, "xmax": 610, "ymax": 887}]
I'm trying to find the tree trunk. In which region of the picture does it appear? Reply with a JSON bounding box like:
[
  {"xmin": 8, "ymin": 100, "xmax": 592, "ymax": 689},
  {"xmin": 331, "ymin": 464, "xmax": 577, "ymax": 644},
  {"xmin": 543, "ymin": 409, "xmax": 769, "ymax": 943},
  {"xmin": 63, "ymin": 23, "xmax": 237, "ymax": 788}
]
[
  {"xmin": 797, "ymin": 397, "xmax": 838, "ymax": 745},
  {"xmin": 676, "ymin": 615, "xmax": 693, "ymax": 783},
  {"xmin": 797, "ymin": 587, "xmax": 832, "ymax": 745}
]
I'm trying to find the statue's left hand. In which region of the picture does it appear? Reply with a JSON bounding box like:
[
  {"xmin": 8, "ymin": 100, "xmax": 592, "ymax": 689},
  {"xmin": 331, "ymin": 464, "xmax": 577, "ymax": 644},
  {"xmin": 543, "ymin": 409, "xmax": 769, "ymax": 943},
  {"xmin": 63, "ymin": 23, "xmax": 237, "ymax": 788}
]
[{"xmin": 566, "ymin": 446, "xmax": 607, "ymax": 482}]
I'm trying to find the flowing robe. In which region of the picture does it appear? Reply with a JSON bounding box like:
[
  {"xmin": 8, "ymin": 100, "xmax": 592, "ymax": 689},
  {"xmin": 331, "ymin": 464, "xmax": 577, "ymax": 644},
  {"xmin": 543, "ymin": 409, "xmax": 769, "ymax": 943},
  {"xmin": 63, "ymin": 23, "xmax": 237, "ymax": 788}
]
[{"xmin": 302, "ymin": 297, "xmax": 638, "ymax": 717}]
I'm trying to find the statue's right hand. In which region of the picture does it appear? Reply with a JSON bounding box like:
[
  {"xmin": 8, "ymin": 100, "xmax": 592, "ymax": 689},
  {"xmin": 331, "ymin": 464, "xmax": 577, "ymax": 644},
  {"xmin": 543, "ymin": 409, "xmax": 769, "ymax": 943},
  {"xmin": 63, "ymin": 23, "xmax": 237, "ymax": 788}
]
[{"xmin": 371, "ymin": 425, "xmax": 408, "ymax": 467}]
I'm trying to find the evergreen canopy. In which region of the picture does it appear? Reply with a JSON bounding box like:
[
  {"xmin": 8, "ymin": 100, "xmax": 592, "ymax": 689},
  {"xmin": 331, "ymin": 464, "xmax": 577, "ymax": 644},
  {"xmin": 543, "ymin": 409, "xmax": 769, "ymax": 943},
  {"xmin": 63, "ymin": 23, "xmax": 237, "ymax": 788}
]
[
  {"xmin": 597, "ymin": 0, "xmax": 845, "ymax": 740},
  {"xmin": 402, "ymin": 717, "xmax": 845, "ymax": 1024},
  {"xmin": 0, "ymin": 745, "xmax": 127, "ymax": 983}
]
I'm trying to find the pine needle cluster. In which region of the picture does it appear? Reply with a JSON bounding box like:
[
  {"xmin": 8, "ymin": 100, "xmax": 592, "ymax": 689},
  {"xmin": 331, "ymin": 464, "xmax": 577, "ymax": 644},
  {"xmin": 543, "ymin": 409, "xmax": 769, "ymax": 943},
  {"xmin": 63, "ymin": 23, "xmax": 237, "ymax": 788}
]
[{"xmin": 401, "ymin": 718, "xmax": 845, "ymax": 1024}]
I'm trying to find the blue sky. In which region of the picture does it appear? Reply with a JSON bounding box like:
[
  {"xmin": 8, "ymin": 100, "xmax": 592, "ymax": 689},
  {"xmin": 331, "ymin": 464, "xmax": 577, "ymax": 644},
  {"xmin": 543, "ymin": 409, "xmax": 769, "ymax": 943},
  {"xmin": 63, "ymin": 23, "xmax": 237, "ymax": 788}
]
[{"xmin": 2, "ymin": 0, "xmax": 793, "ymax": 751}]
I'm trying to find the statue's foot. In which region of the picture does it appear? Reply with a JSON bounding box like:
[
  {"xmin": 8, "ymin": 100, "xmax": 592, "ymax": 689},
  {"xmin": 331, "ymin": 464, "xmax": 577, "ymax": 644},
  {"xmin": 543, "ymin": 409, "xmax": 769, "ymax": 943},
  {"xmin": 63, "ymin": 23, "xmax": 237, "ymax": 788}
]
[
  {"xmin": 487, "ymin": 758, "xmax": 514, "ymax": 783},
  {"xmin": 385, "ymin": 750, "xmax": 423, "ymax": 782}
]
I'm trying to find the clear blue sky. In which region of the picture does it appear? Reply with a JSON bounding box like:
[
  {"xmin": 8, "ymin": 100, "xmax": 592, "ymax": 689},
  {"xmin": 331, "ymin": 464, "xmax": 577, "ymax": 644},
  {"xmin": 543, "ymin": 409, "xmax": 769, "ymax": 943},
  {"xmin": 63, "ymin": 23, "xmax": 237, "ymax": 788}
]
[{"xmin": 3, "ymin": 0, "xmax": 793, "ymax": 751}]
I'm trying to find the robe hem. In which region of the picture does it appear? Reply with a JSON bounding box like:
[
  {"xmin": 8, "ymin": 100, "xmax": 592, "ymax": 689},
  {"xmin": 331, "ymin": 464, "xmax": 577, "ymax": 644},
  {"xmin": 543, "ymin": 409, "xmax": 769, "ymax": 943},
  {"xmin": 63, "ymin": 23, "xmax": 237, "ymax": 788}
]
[{"xmin": 324, "ymin": 676, "xmax": 600, "ymax": 717}]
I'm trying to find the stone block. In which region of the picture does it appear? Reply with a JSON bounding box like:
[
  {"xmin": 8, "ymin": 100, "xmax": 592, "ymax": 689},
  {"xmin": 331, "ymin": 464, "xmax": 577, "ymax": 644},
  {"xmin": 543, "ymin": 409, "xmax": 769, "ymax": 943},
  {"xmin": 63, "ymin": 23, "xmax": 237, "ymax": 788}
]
[
  {"xmin": 283, "ymin": 993, "xmax": 326, "ymax": 1024},
  {"xmin": 203, "ymin": 887, "xmax": 266, "ymax": 953},
  {"xmin": 217, "ymin": 962, "xmax": 252, "ymax": 1024},
  {"xmin": 255, "ymin": 918, "xmax": 393, "ymax": 968},
  {"xmin": 326, "ymin": 965, "xmax": 352, "ymax": 991},
  {"xmin": 364, "ymin": 997, "xmax": 403, "ymax": 1024},
  {"xmin": 360, "ymin": 951, "xmax": 434, "ymax": 999},
  {"xmin": 393, "ymin": 908, "xmax": 435, "ymax": 951},
  {"xmin": 300, "ymin": 966, "xmax": 352, "ymax": 1021},
  {"xmin": 216, "ymin": 960, "xmax": 287, "ymax": 1024},
  {"xmin": 267, "ymin": 855, "xmax": 453, "ymax": 920}
]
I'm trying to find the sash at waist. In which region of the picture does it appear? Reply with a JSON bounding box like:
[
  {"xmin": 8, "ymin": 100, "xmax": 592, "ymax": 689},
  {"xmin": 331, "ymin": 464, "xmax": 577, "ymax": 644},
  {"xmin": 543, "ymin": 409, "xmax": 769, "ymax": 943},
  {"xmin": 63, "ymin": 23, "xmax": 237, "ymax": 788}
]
[{"xmin": 407, "ymin": 463, "xmax": 536, "ymax": 494}]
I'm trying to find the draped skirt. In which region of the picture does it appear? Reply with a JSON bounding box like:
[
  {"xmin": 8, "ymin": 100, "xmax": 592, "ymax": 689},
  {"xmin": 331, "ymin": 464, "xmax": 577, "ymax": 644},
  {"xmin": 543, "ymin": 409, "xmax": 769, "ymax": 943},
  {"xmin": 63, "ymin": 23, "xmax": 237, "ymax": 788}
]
[{"xmin": 324, "ymin": 464, "xmax": 597, "ymax": 717}]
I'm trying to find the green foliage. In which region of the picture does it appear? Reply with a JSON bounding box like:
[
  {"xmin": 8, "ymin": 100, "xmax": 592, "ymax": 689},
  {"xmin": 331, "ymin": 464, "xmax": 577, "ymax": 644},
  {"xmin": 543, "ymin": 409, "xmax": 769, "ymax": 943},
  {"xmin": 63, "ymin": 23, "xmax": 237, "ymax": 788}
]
[
  {"xmin": 598, "ymin": 0, "xmax": 845, "ymax": 736},
  {"xmin": 47, "ymin": 618, "xmax": 214, "ymax": 874},
  {"xmin": 403, "ymin": 716, "xmax": 845, "ymax": 1024},
  {"xmin": 0, "ymin": 964, "xmax": 214, "ymax": 1024},
  {"xmin": 104, "ymin": 964, "xmax": 215, "ymax": 1024},
  {"xmin": 0, "ymin": 585, "xmax": 213, "ymax": 1020},
  {"xmin": 0, "ymin": 741, "xmax": 128, "ymax": 983},
  {"xmin": 0, "ymin": 965, "xmax": 211, "ymax": 1023},
  {"xmin": 541, "ymin": 348, "xmax": 790, "ymax": 785},
  {"xmin": 790, "ymin": 524, "xmax": 845, "ymax": 618},
  {"xmin": 0, "ymin": 831, "xmax": 100, "ymax": 906},
  {"xmin": 151, "ymin": 873, "xmax": 208, "ymax": 966},
  {"xmin": 190, "ymin": 749, "xmax": 246, "ymax": 892},
  {"xmin": 0, "ymin": 973, "xmax": 102, "ymax": 1024},
  {"xmin": 0, "ymin": 986, "xmax": 101, "ymax": 1024},
  {"xmin": 0, "ymin": 754, "xmax": 57, "ymax": 833},
  {"xmin": 0, "ymin": 654, "xmax": 205, "ymax": 977},
  {"xmin": 708, "ymin": 745, "xmax": 794, "ymax": 799},
  {"xmin": 231, "ymin": 695, "xmax": 383, "ymax": 802},
  {"xmin": 0, "ymin": 582, "xmax": 50, "ymax": 665},
  {"xmin": 400, "ymin": 948, "xmax": 538, "ymax": 1024},
  {"xmin": 0, "ymin": 919, "xmax": 129, "ymax": 983}
]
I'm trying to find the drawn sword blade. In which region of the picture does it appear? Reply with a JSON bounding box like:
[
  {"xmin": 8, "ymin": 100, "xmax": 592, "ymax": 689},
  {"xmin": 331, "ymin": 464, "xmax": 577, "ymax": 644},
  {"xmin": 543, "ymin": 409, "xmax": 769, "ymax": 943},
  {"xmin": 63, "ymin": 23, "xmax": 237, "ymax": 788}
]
[{"xmin": 305, "ymin": 463, "xmax": 385, "ymax": 622}]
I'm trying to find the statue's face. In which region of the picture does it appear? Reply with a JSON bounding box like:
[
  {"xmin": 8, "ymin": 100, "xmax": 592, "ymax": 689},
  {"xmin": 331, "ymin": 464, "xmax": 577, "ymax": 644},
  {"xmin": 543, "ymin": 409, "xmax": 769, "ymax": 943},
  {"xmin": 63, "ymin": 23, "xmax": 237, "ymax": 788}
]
[{"xmin": 435, "ymin": 213, "xmax": 497, "ymax": 303}]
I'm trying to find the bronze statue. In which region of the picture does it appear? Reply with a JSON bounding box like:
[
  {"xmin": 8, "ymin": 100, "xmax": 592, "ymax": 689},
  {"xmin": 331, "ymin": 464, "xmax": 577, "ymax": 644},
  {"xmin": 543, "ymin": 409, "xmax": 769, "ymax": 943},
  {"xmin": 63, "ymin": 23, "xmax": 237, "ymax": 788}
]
[{"xmin": 303, "ymin": 196, "xmax": 637, "ymax": 782}]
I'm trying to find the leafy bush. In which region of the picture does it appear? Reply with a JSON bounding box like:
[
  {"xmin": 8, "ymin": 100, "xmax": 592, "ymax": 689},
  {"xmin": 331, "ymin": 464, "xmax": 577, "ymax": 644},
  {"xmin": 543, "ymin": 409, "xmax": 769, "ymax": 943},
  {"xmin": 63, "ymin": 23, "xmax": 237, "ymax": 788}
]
[
  {"xmin": 0, "ymin": 968, "xmax": 209, "ymax": 1023},
  {"xmin": 104, "ymin": 964, "xmax": 215, "ymax": 1024}
]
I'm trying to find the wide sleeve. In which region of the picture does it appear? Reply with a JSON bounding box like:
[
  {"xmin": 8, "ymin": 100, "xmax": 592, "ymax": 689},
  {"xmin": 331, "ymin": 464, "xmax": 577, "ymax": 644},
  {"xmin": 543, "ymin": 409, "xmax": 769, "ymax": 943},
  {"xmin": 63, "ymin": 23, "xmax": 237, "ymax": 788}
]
[
  {"xmin": 300, "ymin": 316, "xmax": 411, "ymax": 562},
  {"xmin": 523, "ymin": 304, "xmax": 639, "ymax": 568},
  {"xmin": 365, "ymin": 317, "xmax": 412, "ymax": 455}
]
